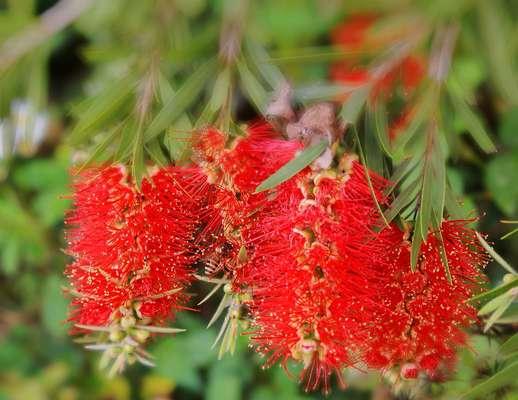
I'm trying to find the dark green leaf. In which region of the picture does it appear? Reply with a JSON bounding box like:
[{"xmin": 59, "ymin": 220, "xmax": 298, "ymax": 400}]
[
  {"xmin": 145, "ymin": 139, "xmax": 168, "ymax": 167},
  {"xmin": 255, "ymin": 140, "xmax": 327, "ymax": 193},
  {"xmin": 144, "ymin": 59, "xmax": 216, "ymax": 143},
  {"xmin": 501, "ymin": 333, "xmax": 518, "ymax": 356},
  {"xmin": 460, "ymin": 360, "xmax": 518, "ymax": 399},
  {"xmin": 244, "ymin": 39, "xmax": 284, "ymax": 89},
  {"xmin": 339, "ymin": 86, "xmax": 369, "ymax": 125},
  {"xmin": 470, "ymin": 279, "xmax": 518, "ymax": 304},
  {"xmin": 499, "ymin": 107, "xmax": 518, "ymax": 148},
  {"xmin": 448, "ymin": 82, "xmax": 496, "ymax": 153},
  {"xmin": 237, "ymin": 59, "xmax": 268, "ymax": 114},
  {"xmin": 410, "ymin": 225, "xmax": 423, "ymax": 271},
  {"xmin": 485, "ymin": 154, "xmax": 518, "ymax": 216},
  {"xmin": 42, "ymin": 276, "xmax": 68, "ymax": 337},
  {"xmin": 372, "ymin": 101, "xmax": 393, "ymax": 158},
  {"xmin": 68, "ymin": 75, "xmax": 135, "ymax": 145},
  {"xmin": 383, "ymin": 181, "xmax": 419, "ymax": 224}
]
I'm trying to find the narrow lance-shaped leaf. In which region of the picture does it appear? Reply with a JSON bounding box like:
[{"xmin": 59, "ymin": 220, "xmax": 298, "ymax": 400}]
[
  {"xmin": 478, "ymin": 292, "xmax": 513, "ymax": 316},
  {"xmin": 237, "ymin": 59, "xmax": 268, "ymax": 114},
  {"xmin": 145, "ymin": 138, "xmax": 168, "ymax": 167},
  {"xmin": 385, "ymin": 156, "xmax": 421, "ymax": 196},
  {"xmin": 432, "ymin": 210, "xmax": 452, "ymax": 283},
  {"xmin": 469, "ymin": 278, "xmax": 518, "ymax": 304},
  {"xmin": 255, "ymin": 140, "xmax": 327, "ymax": 193},
  {"xmin": 77, "ymin": 124, "xmax": 124, "ymax": 172},
  {"xmin": 351, "ymin": 127, "xmax": 388, "ymax": 226},
  {"xmin": 144, "ymin": 59, "xmax": 217, "ymax": 143},
  {"xmin": 460, "ymin": 360, "xmax": 518, "ymax": 399},
  {"xmin": 476, "ymin": 232, "xmax": 517, "ymax": 274},
  {"xmin": 448, "ymin": 81, "xmax": 496, "ymax": 153},
  {"xmin": 244, "ymin": 39, "xmax": 284, "ymax": 89},
  {"xmin": 411, "ymin": 218, "xmax": 424, "ymax": 271},
  {"xmin": 68, "ymin": 74, "xmax": 135, "ymax": 145},
  {"xmin": 500, "ymin": 333, "xmax": 518, "ymax": 356},
  {"xmin": 383, "ymin": 180, "xmax": 419, "ymax": 224},
  {"xmin": 339, "ymin": 85, "xmax": 369, "ymax": 126},
  {"xmin": 372, "ymin": 101, "xmax": 393, "ymax": 158}
]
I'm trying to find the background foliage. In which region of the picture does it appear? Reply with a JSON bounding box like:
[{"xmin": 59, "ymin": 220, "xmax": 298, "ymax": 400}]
[{"xmin": 0, "ymin": 0, "xmax": 517, "ymax": 399}]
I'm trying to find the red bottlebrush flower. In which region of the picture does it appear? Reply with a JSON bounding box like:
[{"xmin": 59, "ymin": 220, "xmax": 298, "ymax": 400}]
[
  {"xmin": 193, "ymin": 122, "xmax": 303, "ymax": 357},
  {"xmin": 329, "ymin": 14, "xmax": 426, "ymax": 101},
  {"xmin": 388, "ymin": 106, "xmax": 415, "ymax": 140},
  {"xmin": 242, "ymin": 155, "xmax": 389, "ymax": 393},
  {"xmin": 363, "ymin": 220, "xmax": 488, "ymax": 379},
  {"xmin": 331, "ymin": 14, "xmax": 377, "ymax": 50},
  {"xmin": 65, "ymin": 165, "xmax": 206, "ymax": 373},
  {"xmin": 195, "ymin": 122, "xmax": 303, "ymax": 275}
]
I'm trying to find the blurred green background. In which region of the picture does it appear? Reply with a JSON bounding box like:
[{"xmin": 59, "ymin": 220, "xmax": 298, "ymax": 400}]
[{"xmin": 1, "ymin": 0, "xmax": 517, "ymax": 399}]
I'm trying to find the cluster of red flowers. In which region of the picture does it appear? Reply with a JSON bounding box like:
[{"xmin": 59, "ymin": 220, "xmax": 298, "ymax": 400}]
[
  {"xmin": 330, "ymin": 14, "xmax": 426, "ymax": 140},
  {"xmin": 65, "ymin": 122, "xmax": 487, "ymax": 389},
  {"xmin": 65, "ymin": 165, "xmax": 207, "ymax": 372}
]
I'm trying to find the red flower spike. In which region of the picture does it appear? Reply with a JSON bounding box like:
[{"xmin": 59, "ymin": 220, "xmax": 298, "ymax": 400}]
[
  {"xmin": 194, "ymin": 122, "xmax": 304, "ymax": 356},
  {"xmin": 363, "ymin": 220, "xmax": 488, "ymax": 379},
  {"xmin": 329, "ymin": 15, "xmax": 426, "ymax": 102},
  {"xmin": 65, "ymin": 165, "xmax": 206, "ymax": 374},
  {"xmin": 194, "ymin": 123, "xmax": 303, "ymax": 276},
  {"xmin": 331, "ymin": 14, "xmax": 377, "ymax": 50},
  {"xmin": 242, "ymin": 155, "xmax": 390, "ymax": 393}
]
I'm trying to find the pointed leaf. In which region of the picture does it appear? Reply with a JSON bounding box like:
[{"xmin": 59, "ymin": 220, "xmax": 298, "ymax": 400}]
[
  {"xmin": 470, "ymin": 279, "xmax": 518, "ymax": 304},
  {"xmin": 68, "ymin": 75, "xmax": 135, "ymax": 145},
  {"xmin": 255, "ymin": 140, "xmax": 327, "ymax": 193},
  {"xmin": 460, "ymin": 360, "xmax": 518, "ymax": 399},
  {"xmin": 448, "ymin": 82, "xmax": 496, "ymax": 153},
  {"xmin": 501, "ymin": 333, "xmax": 518, "ymax": 356},
  {"xmin": 144, "ymin": 59, "xmax": 217, "ymax": 142},
  {"xmin": 339, "ymin": 86, "xmax": 369, "ymax": 125},
  {"xmin": 237, "ymin": 59, "xmax": 268, "ymax": 114}
]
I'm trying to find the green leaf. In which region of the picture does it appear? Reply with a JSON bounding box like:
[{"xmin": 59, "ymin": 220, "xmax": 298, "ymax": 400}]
[
  {"xmin": 392, "ymin": 88, "xmax": 434, "ymax": 157},
  {"xmin": 485, "ymin": 154, "xmax": 518, "ymax": 216},
  {"xmin": 77, "ymin": 124, "xmax": 124, "ymax": 170},
  {"xmin": 164, "ymin": 117, "xmax": 193, "ymax": 164},
  {"xmin": 417, "ymin": 156, "xmax": 433, "ymax": 241},
  {"xmin": 244, "ymin": 39, "xmax": 284, "ymax": 89},
  {"xmin": 478, "ymin": 292, "xmax": 512, "ymax": 316},
  {"xmin": 131, "ymin": 123, "xmax": 146, "ymax": 187},
  {"xmin": 42, "ymin": 276, "xmax": 68, "ymax": 337},
  {"xmin": 501, "ymin": 333, "xmax": 518, "ymax": 356},
  {"xmin": 383, "ymin": 180, "xmax": 419, "ymax": 224},
  {"xmin": 470, "ymin": 279, "xmax": 518, "ymax": 304},
  {"xmin": 410, "ymin": 225, "xmax": 424, "ymax": 271},
  {"xmin": 115, "ymin": 120, "xmax": 137, "ymax": 162},
  {"xmin": 339, "ymin": 86, "xmax": 369, "ymax": 125},
  {"xmin": 448, "ymin": 82, "xmax": 496, "ymax": 153},
  {"xmin": 499, "ymin": 107, "xmax": 518, "ymax": 148},
  {"xmin": 145, "ymin": 139, "xmax": 168, "ymax": 167},
  {"xmin": 371, "ymin": 101, "xmax": 393, "ymax": 158},
  {"xmin": 255, "ymin": 140, "xmax": 327, "ymax": 193},
  {"xmin": 477, "ymin": 0, "xmax": 518, "ymax": 106},
  {"xmin": 237, "ymin": 59, "xmax": 268, "ymax": 114},
  {"xmin": 208, "ymin": 67, "xmax": 232, "ymax": 114},
  {"xmin": 385, "ymin": 157, "xmax": 421, "ymax": 195},
  {"xmin": 482, "ymin": 295, "xmax": 514, "ymax": 332},
  {"xmin": 476, "ymin": 232, "xmax": 517, "ymax": 275},
  {"xmin": 294, "ymin": 84, "xmax": 354, "ymax": 102},
  {"xmin": 144, "ymin": 59, "xmax": 216, "ymax": 143},
  {"xmin": 68, "ymin": 75, "xmax": 135, "ymax": 145},
  {"xmin": 460, "ymin": 360, "xmax": 518, "ymax": 399},
  {"xmin": 433, "ymin": 211, "xmax": 452, "ymax": 283}
]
